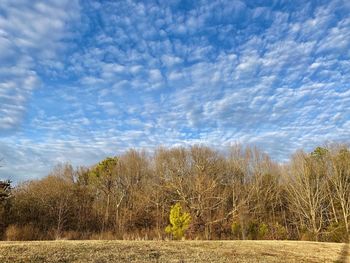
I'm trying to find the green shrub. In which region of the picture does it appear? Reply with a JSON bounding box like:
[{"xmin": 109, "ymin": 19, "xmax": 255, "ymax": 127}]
[
  {"xmin": 246, "ymin": 221, "xmax": 259, "ymax": 239},
  {"xmin": 245, "ymin": 221, "xmax": 269, "ymax": 240},
  {"xmin": 258, "ymin": 223, "xmax": 268, "ymax": 239},
  {"xmin": 272, "ymin": 223, "xmax": 288, "ymax": 240},
  {"xmin": 231, "ymin": 221, "xmax": 241, "ymax": 239},
  {"xmin": 322, "ymin": 222, "xmax": 347, "ymax": 242},
  {"xmin": 165, "ymin": 203, "xmax": 191, "ymax": 240}
]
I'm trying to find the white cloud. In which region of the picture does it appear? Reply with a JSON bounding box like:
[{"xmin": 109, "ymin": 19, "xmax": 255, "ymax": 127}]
[
  {"xmin": 1, "ymin": 0, "xmax": 350, "ymax": 182},
  {"xmin": 0, "ymin": 0, "xmax": 80, "ymax": 132}
]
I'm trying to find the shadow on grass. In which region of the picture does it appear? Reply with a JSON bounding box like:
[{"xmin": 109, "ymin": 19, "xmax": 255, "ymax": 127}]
[{"xmin": 335, "ymin": 235, "xmax": 349, "ymax": 263}]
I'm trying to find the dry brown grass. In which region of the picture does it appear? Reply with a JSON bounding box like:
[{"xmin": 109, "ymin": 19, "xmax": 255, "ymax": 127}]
[{"xmin": 0, "ymin": 240, "xmax": 349, "ymax": 263}]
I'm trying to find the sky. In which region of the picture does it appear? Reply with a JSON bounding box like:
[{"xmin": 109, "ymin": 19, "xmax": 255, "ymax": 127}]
[{"xmin": 0, "ymin": 0, "xmax": 350, "ymax": 182}]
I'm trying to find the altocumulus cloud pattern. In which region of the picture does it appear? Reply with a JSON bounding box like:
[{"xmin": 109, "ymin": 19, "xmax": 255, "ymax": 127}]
[{"xmin": 0, "ymin": 0, "xmax": 349, "ymax": 181}]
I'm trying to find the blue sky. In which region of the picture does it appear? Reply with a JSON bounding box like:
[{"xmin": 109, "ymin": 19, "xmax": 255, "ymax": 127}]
[{"xmin": 1, "ymin": 0, "xmax": 350, "ymax": 181}]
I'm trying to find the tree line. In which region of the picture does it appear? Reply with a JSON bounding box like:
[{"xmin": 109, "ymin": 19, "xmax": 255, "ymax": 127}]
[{"xmin": 0, "ymin": 144, "xmax": 349, "ymax": 242}]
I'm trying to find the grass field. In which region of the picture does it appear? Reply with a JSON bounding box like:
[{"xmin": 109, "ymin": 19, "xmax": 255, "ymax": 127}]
[{"xmin": 0, "ymin": 240, "xmax": 349, "ymax": 263}]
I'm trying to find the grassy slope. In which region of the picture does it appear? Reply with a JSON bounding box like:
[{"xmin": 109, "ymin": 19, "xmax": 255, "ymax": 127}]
[{"xmin": 0, "ymin": 240, "xmax": 348, "ymax": 263}]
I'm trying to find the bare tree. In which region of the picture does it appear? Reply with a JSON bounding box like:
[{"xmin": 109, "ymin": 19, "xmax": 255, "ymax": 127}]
[
  {"xmin": 287, "ymin": 151, "xmax": 329, "ymax": 241},
  {"xmin": 328, "ymin": 145, "xmax": 350, "ymax": 234},
  {"xmin": 0, "ymin": 180, "xmax": 11, "ymax": 202},
  {"xmin": 0, "ymin": 158, "xmax": 12, "ymax": 202}
]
